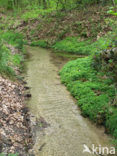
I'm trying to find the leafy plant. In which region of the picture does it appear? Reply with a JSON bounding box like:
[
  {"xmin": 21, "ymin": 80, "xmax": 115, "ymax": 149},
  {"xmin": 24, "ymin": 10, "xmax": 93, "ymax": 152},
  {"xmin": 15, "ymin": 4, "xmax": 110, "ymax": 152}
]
[
  {"xmin": 21, "ymin": 8, "xmax": 56, "ymax": 21},
  {"xmin": 0, "ymin": 42, "xmax": 15, "ymax": 77},
  {"xmin": 30, "ymin": 40, "xmax": 48, "ymax": 48},
  {"xmin": 53, "ymin": 37, "xmax": 92, "ymax": 55},
  {"xmin": 53, "ymin": 36, "xmax": 112, "ymax": 55},
  {"xmin": 60, "ymin": 56, "xmax": 116, "ymax": 137},
  {"xmin": 0, "ymin": 31, "xmax": 24, "ymax": 50},
  {"xmin": 0, "ymin": 31, "xmax": 24, "ymax": 78}
]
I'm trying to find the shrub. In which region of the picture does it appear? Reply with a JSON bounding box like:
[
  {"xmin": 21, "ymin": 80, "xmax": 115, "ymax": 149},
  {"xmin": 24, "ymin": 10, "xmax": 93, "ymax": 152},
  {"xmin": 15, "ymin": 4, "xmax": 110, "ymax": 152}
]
[{"xmin": 0, "ymin": 42, "xmax": 15, "ymax": 77}]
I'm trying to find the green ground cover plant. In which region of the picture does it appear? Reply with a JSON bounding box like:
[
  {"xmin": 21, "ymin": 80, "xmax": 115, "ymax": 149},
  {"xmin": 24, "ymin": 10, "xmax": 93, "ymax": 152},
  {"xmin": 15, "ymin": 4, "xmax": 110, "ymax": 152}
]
[
  {"xmin": 21, "ymin": 8, "xmax": 56, "ymax": 21},
  {"xmin": 53, "ymin": 37, "xmax": 92, "ymax": 55},
  {"xmin": 0, "ymin": 31, "xmax": 24, "ymax": 50},
  {"xmin": 0, "ymin": 42, "xmax": 15, "ymax": 77},
  {"xmin": 30, "ymin": 40, "xmax": 48, "ymax": 48},
  {"xmin": 60, "ymin": 57, "xmax": 117, "ymax": 139},
  {"xmin": 52, "ymin": 36, "xmax": 112, "ymax": 55},
  {"xmin": 0, "ymin": 31, "xmax": 24, "ymax": 78}
]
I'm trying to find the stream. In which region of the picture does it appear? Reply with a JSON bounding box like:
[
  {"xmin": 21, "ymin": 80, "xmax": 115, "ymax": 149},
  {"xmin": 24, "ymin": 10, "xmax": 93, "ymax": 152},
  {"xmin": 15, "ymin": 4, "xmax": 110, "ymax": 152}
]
[{"xmin": 25, "ymin": 46, "xmax": 112, "ymax": 156}]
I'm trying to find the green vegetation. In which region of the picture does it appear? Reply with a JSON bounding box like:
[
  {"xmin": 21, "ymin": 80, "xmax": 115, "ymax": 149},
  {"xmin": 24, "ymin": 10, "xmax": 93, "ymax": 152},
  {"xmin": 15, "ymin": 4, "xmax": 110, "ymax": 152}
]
[
  {"xmin": 53, "ymin": 36, "xmax": 112, "ymax": 55},
  {"xmin": 0, "ymin": 31, "xmax": 24, "ymax": 50},
  {"xmin": 30, "ymin": 31, "xmax": 114, "ymax": 55},
  {"xmin": 58, "ymin": 18, "xmax": 117, "ymax": 141},
  {"xmin": 0, "ymin": 31, "xmax": 24, "ymax": 78},
  {"xmin": 0, "ymin": 0, "xmax": 115, "ymax": 11},
  {"xmin": 21, "ymin": 8, "xmax": 56, "ymax": 21},
  {"xmin": 53, "ymin": 37, "xmax": 91, "ymax": 55},
  {"xmin": 0, "ymin": 41, "xmax": 15, "ymax": 77},
  {"xmin": 30, "ymin": 40, "xmax": 48, "ymax": 48},
  {"xmin": 60, "ymin": 57, "xmax": 117, "ymax": 138},
  {"xmin": 58, "ymin": 14, "xmax": 117, "ymax": 141}
]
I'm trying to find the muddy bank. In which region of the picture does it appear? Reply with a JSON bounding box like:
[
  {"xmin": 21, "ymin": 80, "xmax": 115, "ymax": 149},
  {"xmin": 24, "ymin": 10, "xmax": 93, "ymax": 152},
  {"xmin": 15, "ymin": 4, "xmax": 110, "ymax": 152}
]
[{"xmin": 25, "ymin": 46, "xmax": 114, "ymax": 156}]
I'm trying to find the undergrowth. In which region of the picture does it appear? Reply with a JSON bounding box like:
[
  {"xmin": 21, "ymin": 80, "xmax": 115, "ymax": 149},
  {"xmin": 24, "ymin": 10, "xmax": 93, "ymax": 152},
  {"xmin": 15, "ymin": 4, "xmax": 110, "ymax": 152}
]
[
  {"xmin": 59, "ymin": 23, "xmax": 117, "ymax": 141},
  {"xmin": 30, "ymin": 40, "xmax": 48, "ymax": 48},
  {"xmin": 53, "ymin": 37, "xmax": 91, "ymax": 55},
  {"xmin": 53, "ymin": 35, "xmax": 113, "ymax": 55},
  {"xmin": 21, "ymin": 8, "xmax": 56, "ymax": 21},
  {"xmin": 60, "ymin": 57, "xmax": 117, "ymax": 139},
  {"xmin": 0, "ymin": 31, "xmax": 24, "ymax": 50},
  {"xmin": 0, "ymin": 31, "xmax": 24, "ymax": 78}
]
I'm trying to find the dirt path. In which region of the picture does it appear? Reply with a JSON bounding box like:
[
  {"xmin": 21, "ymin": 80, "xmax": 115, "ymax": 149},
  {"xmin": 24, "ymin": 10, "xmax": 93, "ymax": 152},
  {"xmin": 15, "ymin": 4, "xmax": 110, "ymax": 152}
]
[{"xmin": 25, "ymin": 46, "xmax": 111, "ymax": 156}]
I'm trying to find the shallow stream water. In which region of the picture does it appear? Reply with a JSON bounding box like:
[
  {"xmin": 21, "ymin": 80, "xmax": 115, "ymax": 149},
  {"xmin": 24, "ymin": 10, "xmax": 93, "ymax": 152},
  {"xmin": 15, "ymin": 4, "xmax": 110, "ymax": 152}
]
[{"xmin": 25, "ymin": 46, "xmax": 112, "ymax": 156}]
